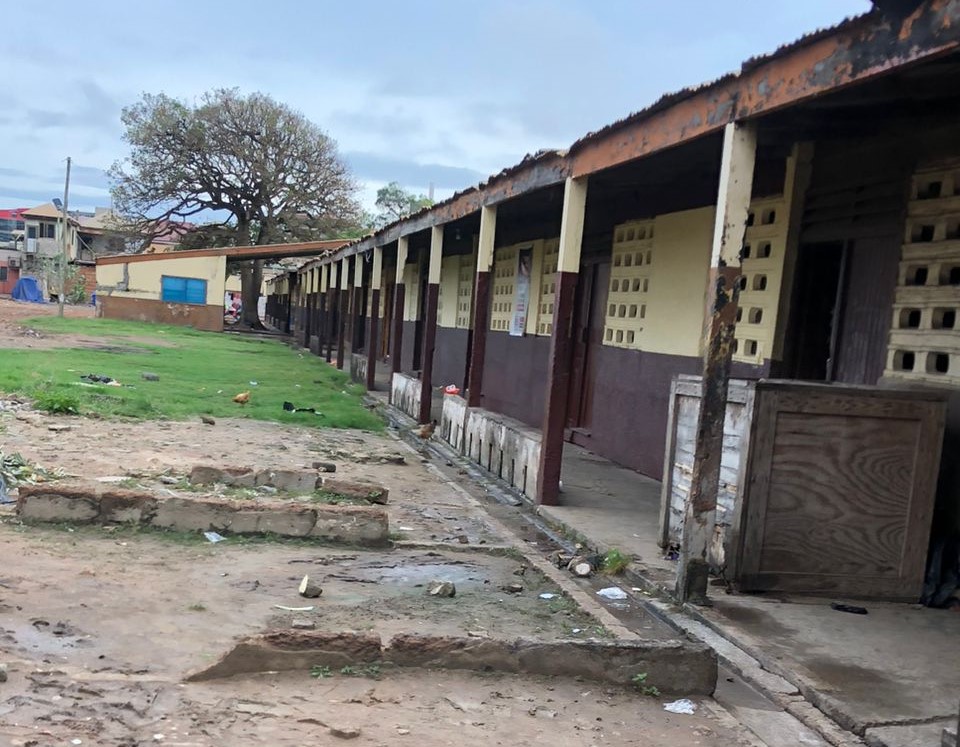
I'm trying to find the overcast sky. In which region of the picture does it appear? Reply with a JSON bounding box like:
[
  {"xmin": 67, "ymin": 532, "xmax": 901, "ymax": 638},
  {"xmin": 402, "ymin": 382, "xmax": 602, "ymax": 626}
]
[{"xmin": 3, "ymin": 0, "xmax": 871, "ymax": 216}]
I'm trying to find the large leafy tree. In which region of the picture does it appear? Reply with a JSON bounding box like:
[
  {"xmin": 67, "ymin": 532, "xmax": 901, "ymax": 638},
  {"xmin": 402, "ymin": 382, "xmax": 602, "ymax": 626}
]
[
  {"xmin": 373, "ymin": 182, "xmax": 433, "ymax": 228},
  {"xmin": 109, "ymin": 89, "xmax": 361, "ymax": 327}
]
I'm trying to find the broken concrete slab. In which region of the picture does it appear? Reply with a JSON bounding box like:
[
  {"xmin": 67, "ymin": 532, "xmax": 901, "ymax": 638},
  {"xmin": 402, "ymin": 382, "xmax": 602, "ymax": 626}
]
[
  {"xmin": 865, "ymin": 720, "xmax": 956, "ymax": 747},
  {"xmin": 17, "ymin": 490, "xmax": 100, "ymax": 522},
  {"xmin": 319, "ymin": 477, "xmax": 389, "ymax": 504},
  {"xmin": 188, "ymin": 630, "xmax": 717, "ymax": 695},
  {"xmin": 227, "ymin": 507, "xmax": 317, "ymax": 537},
  {"xmin": 17, "ymin": 482, "xmax": 389, "ymax": 545},
  {"xmin": 255, "ymin": 469, "xmax": 318, "ymax": 493},
  {"xmin": 186, "ymin": 631, "xmax": 383, "ymax": 681}
]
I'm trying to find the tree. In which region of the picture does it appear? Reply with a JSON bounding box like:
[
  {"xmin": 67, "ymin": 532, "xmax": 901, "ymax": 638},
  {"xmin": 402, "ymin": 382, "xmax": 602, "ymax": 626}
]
[
  {"xmin": 109, "ymin": 89, "xmax": 361, "ymax": 328},
  {"xmin": 373, "ymin": 182, "xmax": 433, "ymax": 228}
]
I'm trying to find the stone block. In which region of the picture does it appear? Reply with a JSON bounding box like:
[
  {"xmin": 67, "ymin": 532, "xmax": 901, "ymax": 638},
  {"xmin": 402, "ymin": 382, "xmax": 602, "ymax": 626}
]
[
  {"xmin": 311, "ymin": 506, "xmax": 389, "ymax": 546},
  {"xmin": 189, "ymin": 465, "xmax": 224, "ymax": 485},
  {"xmin": 150, "ymin": 497, "xmax": 233, "ymax": 532},
  {"xmin": 99, "ymin": 491, "xmax": 158, "ymax": 524},
  {"xmin": 320, "ymin": 477, "xmax": 389, "ymax": 504},
  {"xmin": 223, "ymin": 467, "xmax": 257, "ymax": 488},
  {"xmin": 256, "ymin": 469, "xmax": 318, "ymax": 493},
  {"xmin": 228, "ymin": 507, "xmax": 317, "ymax": 537},
  {"xmin": 18, "ymin": 492, "xmax": 100, "ymax": 523}
]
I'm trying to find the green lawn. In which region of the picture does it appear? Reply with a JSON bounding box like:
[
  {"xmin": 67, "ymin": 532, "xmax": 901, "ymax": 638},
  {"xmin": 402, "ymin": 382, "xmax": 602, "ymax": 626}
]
[{"xmin": 0, "ymin": 317, "xmax": 382, "ymax": 430}]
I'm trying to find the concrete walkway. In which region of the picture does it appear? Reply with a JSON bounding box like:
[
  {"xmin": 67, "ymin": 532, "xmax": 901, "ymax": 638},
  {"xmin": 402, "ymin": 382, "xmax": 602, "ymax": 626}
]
[{"xmin": 533, "ymin": 442, "xmax": 960, "ymax": 747}]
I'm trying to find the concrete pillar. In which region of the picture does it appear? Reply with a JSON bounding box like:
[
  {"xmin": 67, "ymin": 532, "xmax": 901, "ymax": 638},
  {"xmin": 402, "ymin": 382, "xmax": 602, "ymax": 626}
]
[
  {"xmin": 466, "ymin": 205, "xmax": 497, "ymax": 407},
  {"xmin": 352, "ymin": 253, "xmax": 364, "ymax": 353},
  {"xmin": 337, "ymin": 257, "xmax": 349, "ymax": 369},
  {"xmin": 677, "ymin": 121, "xmax": 757, "ymax": 605},
  {"xmin": 367, "ymin": 245, "xmax": 383, "ymax": 391},
  {"xmin": 325, "ymin": 262, "xmax": 337, "ymax": 363},
  {"xmin": 536, "ymin": 177, "xmax": 587, "ymax": 507},
  {"xmin": 316, "ymin": 264, "xmax": 328, "ymax": 357},
  {"xmin": 418, "ymin": 225, "xmax": 443, "ymax": 423},
  {"xmin": 390, "ymin": 236, "xmax": 409, "ymax": 400}
]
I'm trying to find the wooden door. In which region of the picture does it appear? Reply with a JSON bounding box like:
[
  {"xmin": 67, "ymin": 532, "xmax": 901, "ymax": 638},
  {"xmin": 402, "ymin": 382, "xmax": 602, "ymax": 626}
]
[
  {"xmin": 566, "ymin": 262, "xmax": 609, "ymax": 434},
  {"xmin": 737, "ymin": 381, "xmax": 946, "ymax": 600}
]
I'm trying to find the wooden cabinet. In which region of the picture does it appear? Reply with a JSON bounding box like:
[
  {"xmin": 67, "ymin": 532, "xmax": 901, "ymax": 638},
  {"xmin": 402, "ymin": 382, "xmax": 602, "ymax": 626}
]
[{"xmin": 661, "ymin": 378, "xmax": 947, "ymax": 600}]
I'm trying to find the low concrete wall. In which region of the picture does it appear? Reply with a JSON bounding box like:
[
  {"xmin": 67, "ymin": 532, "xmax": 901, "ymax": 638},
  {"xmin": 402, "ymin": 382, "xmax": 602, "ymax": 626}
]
[
  {"xmin": 17, "ymin": 483, "xmax": 389, "ymax": 546},
  {"xmin": 391, "ymin": 372, "xmax": 421, "ymax": 420},
  {"xmin": 464, "ymin": 407, "xmax": 541, "ymax": 501},
  {"xmin": 350, "ymin": 353, "xmax": 368, "ymax": 385},
  {"xmin": 187, "ymin": 630, "xmax": 717, "ymax": 694},
  {"xmin": 440, "ymin": 393, "xmax": 468, "ymax": 452},
  {"xmin": 99, "ymin": 295, "xmax": 224, "ymax": 332}
]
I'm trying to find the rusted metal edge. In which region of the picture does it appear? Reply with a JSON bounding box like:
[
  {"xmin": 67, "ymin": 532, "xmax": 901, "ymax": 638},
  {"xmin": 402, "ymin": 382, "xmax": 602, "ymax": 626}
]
[{"xmin": 317, "ymin": 1, "xmax": 960, "ymax": 266}]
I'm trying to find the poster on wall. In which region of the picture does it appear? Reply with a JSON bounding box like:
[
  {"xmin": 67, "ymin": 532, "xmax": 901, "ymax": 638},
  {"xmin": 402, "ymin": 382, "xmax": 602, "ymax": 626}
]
[{"xmin": 510, "ymin": 246, "xmax": 533, "ymax": 337}]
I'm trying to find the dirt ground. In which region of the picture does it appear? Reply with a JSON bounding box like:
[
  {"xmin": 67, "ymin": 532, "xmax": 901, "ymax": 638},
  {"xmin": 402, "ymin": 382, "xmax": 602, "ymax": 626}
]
[{"xmin": 0, "ymin": 297, "xmax": 760, "ymax": 746}]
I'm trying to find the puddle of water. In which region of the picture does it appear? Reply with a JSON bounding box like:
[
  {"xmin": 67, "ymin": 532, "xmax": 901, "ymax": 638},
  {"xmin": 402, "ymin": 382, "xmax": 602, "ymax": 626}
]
[{"xmin": 6, "ymin": 622, "xmax": 92, "ymax": 657}]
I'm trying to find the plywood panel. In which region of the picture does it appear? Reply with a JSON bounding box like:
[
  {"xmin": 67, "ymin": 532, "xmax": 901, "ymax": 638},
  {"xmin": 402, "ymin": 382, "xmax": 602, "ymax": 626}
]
[{"xmin": 738, "ymin": 381, "xmax": 946, "ymax": 599}]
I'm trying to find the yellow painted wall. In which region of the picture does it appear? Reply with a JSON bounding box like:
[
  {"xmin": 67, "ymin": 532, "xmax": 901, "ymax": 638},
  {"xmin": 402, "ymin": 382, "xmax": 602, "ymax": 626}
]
[
  {"xmin": 638, "ymin": 207, "xmax": 713, "ymax": 357},
  {"xmin": 437, "ymin": 255, "xmax": 460, "ymax": 328},
  {"xmin": 403, "ymin": 259, "xmax": 421, "ymax": 321},
  {"xmin": 96, "ymin": 255, "xmax": 227, "ymax": 306}
]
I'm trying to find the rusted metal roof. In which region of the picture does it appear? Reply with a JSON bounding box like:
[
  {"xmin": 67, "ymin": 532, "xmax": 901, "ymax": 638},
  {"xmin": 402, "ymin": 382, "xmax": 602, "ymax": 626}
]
[{"xmin": 96, "ymin": 239, "xmax": 349, "ymax": 265}]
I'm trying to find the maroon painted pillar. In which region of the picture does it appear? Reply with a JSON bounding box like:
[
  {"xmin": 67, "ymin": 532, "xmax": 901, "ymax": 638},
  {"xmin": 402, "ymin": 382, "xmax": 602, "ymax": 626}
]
[
  {"xmin": 336, "ymin": 288, "xmax": 348, "ymax": 370},
  {"xmin": 367, "ymin": 289, "xmax": 380, "ymax": 390},
  {"xmin": 366, "ymin": 245, "xmax": 383, "ymax": 391},
  {"xmin": 536, "ymin": 177, "xmax": 587, "ymax": 507},
  {"xmin": 389, "ymin": 237, "xmax": 409, "ymax": 403},
  {"xmin": 536, "ymin": 271, "xmax": 578, "ymax": 506},
  {"xmin": 466, "ymin": 205, "xmax": 496, "ymax": 408},
  {"xmin": 418, "ymin": 226, "xmax": 443, "ymax": 423}
]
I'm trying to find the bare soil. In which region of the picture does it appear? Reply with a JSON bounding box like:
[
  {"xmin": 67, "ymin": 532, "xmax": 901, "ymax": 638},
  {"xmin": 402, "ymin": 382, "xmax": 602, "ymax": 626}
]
[{"xmin": 0, "ymin": 300, "xmax": 756, "ymax": 746}]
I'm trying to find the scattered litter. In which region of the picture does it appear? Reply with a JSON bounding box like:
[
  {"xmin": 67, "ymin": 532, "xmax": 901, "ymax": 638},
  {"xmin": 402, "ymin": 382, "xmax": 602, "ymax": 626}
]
[
  {"xmin": 291, "ymin": 619, "xmax": 316, "ymax": 630},
  {"xmin": 1, "ymin": 450, "xmax": 64, "ymax": 489},
  {"xmin": 571, "ymin": 628, "xmax": 582, "ymax": 634},
  {"xmin": 80, "ymin": 373, "xmax": 115, "ymax": 384},
  {"xmin": 663, "ymin": 699, "xmax": 697, "ymax": 715},
  {"xmin": 398, "ymin": 526, "xmax": 414, "ymax": 532},
  {"xmin": 830, "ymin": 602, "xmax": 868, "ymax": 615},
  {"xmin": 47, "ymin": 424, "xmax": 72, "ymax": 433},
  {"xmin": 283, "ymin": 401, "xmax": 323, "ymax": 415},
  {"xmin": 203, "ymin": 531, "xmax": 226, "ymax": 543},
  {"xmin": 443, "ymin": 384, "xmax": 460, "ymax": 395},
  {"xmin": 249, "ymin": 381, "xmax": 259, "ymax": 386},
  {"xmin": 96, "ymin": 476, "xmax": 128, "ymax": 483},
  {"xmin": 427, "ymin": 580, "xmax": 456, "ymax": 598},
  {"xmin": 597, "ymin": 587, "xmax": 628, "ymax": 601},
  {"xmin": 274, "ymin": 605, "xmax": 315, "ymax": 612},
  {"xmin": 631, "ymin": 587, "xmax": 643, "ymax": 592},
  {"xmin": 159, "ymin": 476, "xmax": 178, "ymax": 485},
  {"xmin": 298, "ymin": 574, "xmax": 323, "ymax": 598},
  {"xmin": 71, "ymin": 740, "xmax": 83, "ymax": 745},
  {"xmin": 200, "ymin": 415, "xmax": 216, "ymax": 426},
  {"xmin": 538, "ymin": 593, "xmax": 557, "ymax": 600}
]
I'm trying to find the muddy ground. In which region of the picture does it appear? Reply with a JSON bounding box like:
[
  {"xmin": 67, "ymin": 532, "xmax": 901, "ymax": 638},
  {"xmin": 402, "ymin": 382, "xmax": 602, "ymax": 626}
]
[{"xmin": 0, "ymin": 298, "xmax": 759, "ymax": 746}]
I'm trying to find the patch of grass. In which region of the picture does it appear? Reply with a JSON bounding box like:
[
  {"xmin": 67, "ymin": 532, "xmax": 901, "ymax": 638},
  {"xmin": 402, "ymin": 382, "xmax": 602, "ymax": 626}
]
[
  {"xmin": 31, "ymin": 382, "xmax": 81, "ymax": 414},
  {"xmin": 631, "ymin": 672, "xmax": 660, "ymax": 697},
  {"xmin": 602, "ymin": 548, "xmax": 631, "ymax": 575},
  {"xmin": 310, "ymin": 665, "xmax": 333, "ymax": 679},
  {"xmin": 338, "ymin": 663, "xmax": 381, "ymax": 679},
  {"xmin": 1, "ymin": 316, "xmax": 382, "ymax": 430},
  {"xmin": 187, "ymin": 603, "xmax": 207, "ymax": 612}
]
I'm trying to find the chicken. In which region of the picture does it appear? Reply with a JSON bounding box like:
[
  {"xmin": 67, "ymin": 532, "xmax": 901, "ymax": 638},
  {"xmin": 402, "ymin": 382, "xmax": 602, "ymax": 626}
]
[
  {"xmin": 417, "ymin": 420, "xmax": 437, "ymax": 441},
  {"xmin": 232, "ymin": 390, "xmax": 251, "ymax": 405}
]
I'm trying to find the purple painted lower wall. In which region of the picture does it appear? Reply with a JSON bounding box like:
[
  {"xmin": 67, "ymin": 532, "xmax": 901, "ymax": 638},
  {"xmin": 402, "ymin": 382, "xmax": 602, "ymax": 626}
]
[
  {"xmin": 433, "ymin": 327, "xmax": 469, "ymax": 391},
  {"xmin": 480, "ymin": 332, "xmax": 551, "ymax": 429}
]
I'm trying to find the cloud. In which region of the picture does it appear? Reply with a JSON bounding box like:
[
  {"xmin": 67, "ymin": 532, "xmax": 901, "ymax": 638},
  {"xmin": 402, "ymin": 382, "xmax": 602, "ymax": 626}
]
[{"xmin": 344, "ymin": 152, "xmax": 485, "ymax": 193}]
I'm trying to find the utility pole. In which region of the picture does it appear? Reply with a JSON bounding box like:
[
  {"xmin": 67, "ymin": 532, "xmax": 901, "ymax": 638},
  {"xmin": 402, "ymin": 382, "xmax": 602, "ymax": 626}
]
[{"xmin": 58, "ymin": 157, "xmax": 72, "ymax": 318}]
